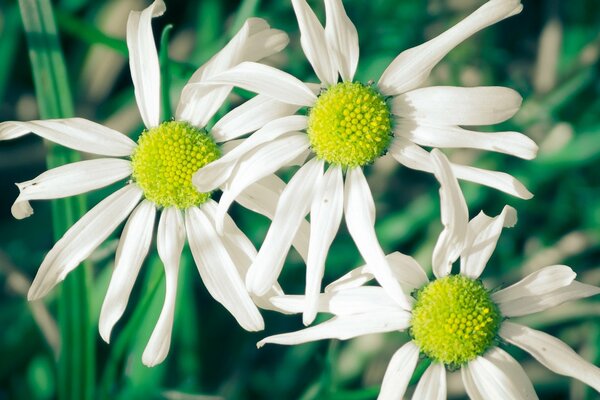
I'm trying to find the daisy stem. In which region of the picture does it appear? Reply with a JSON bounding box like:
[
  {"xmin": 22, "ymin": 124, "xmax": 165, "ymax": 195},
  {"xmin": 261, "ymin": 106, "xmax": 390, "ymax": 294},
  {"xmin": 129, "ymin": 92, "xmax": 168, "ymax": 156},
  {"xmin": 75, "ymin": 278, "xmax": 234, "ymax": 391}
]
[
  {"xmin": 159, "ymin": 24, "xmax": 173, "ymax": 122},
  {"xmin": 18, "ymin": 0, "xmax": 94, "ymax": 399}
]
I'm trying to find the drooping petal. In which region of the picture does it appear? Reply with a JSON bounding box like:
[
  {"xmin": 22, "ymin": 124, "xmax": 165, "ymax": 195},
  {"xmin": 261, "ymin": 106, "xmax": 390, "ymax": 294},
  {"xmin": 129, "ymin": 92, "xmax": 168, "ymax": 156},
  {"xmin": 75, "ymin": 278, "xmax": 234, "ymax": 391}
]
[
  {"xmin": 258, "ymin": 310, "xmax": 410, "ymax": 347},
  {"xmin": 379, "ymin": 342, "xmax": 420, "ymax": 400},
  {"xmin": 344, "ymin": 167, "xmax": 412, "ymax": 310},
  {"xmin": 303, "ymin": 165, "xmax": 344, "ymax": 325},
  {"xmin": 246, "ymin": 158, "xmax": 323, "ymax": 296},
  {"xmin": 378, "ymin": 0, "xmax": 523, "ymax": 95},
  {"xmin": 141, "ymin": 207, "xmax": 184, "ymax": 367},
  {"xmin": 99, "ymin": 200, "xmax": 156, "ymax": 343},
  {"xmin": 28, "ymin": 184, "xmax": 143, "ymax": 300},
  {"xmin": 292, "ymin": 0, "xmax": 338, "ymax": 85},
  {"xmin": 392, "ymin": 86, "xmax": 522, "ymax": 126},
  {"xmin": 12, "ymin": 158, "xmax": 132, "ymax": 220},
  {"xmin": 500, "ymin": 321, "xmax": 600, "ymax": 392},
  {"xmin": 127, "ymin": 0, "xmax": 165, "ymax": 128},
  {"xmin": 186, "ymin": 207, "xmax": 264, "ymax": 331},
  {"xmin": 430, "ymin": 149, "xmax": 468, "ymax": 278},
  {"xmin": 492, "ymin": 265, "xmax": 576, "ymax": 304},
  {"xmin": 324, "ymin": 0, "xmax": 359, "ymax": 82},
  {"xmin": 0, "ymin": 119, "xmax": 136, "ymax": 156},
  {"xmin": 394, "ymin": 119, "xmax": 537, "ymax": 160},
  {"xmin": 460, "ymin": 206, "xmax": 517, "ymax": 279},
  {"xmin": 467, "ymin": 347, "xmax": 538, "ymax": 399},
  {"xmin": 411, "ymin": 362, "xmax": 446, "ymax": 400}
]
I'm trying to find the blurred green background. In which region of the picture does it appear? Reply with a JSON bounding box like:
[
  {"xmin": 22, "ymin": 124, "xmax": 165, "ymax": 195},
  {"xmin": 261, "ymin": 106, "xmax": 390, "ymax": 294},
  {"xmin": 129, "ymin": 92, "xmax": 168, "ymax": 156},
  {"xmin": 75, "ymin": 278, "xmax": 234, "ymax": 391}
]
[{"xmin": 0, "ymin": 0, "xmax": 599, "ymax": 399}]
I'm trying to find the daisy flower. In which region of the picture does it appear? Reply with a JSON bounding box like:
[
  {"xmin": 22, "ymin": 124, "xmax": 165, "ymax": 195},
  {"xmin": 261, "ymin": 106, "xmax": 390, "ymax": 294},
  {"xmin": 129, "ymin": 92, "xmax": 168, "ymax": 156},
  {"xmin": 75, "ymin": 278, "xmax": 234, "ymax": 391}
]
[
  {"xmin": 0, "ymin": 0, "xmax": 295, "ymax": 366},
  {"xmin": 258, "ymin": 149, "xmax": 600, "ymax": 399},
  {"xmin": 190, "ymin": 0, "xmax": 536, "ymax": 325}
]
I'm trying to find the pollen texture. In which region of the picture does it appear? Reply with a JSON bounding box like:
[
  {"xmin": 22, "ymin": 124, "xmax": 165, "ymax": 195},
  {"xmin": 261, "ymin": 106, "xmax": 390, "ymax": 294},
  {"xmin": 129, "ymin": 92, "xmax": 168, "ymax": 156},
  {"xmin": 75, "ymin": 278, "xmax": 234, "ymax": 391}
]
[
  {"xmin": 410, "ymin": 275, "xmax": 501, "ymax": 367},
  {"xmin": 131, "ymin": 121, "xmax": 220, "ymax": 209},
  {"xmin": 307, "ymin": 82, "xmax": 392, "ymax": 168}
]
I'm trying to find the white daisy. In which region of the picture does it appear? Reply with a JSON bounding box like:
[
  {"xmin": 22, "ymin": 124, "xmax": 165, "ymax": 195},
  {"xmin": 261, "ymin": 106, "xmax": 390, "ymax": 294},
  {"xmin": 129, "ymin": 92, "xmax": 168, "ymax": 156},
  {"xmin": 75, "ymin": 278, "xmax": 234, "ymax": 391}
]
[
  {"xmin": 258, "ymin": 149, "xmax": 600, "ymax": 399},
  {"xmin": 0, "ymin": 0, "xmax": 296, "ymax": 366},
  {"xmin": 189, "ymin": 0, "xmax": 536, "ymax": 325}
]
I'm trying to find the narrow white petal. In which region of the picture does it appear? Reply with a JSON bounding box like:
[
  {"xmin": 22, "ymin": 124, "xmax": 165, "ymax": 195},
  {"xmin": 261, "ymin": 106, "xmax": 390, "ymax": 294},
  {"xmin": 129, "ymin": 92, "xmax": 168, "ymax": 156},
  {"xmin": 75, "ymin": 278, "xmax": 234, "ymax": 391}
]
[
  {"xmin": 378, "ymin": 342, "xmax": 420, "ymax": 400},
  {"xmin": 492, "ymin": 265, "xmax": 576, "ymax": 304},
  {"xmin": 201, "ymin": 62, "xmax": 317, "ymax": 106},
  {"xmin": 324, "ymin": 0, "xmax": 359, "ymax": 81},
  {"xmin": 211, "ymin": 95, "xmax": 301, "ymax": 142},
  {"xmin": 258, "ymin": 310, "xmax": 410, "ymax": 347},
  {"xmin": 344, "ymin": 168, "xmax": 412, "ymax": 310},
  {"xmin": 430, "ymin": 149, "xmax": 468, "ymax": 278},
  {"xmin": 460, "ymin": 205, "xmax": 517, "ymax": 279},
  {"xmin": 127, "ymin": 0, "xmax": 165, "ymax": 128},
  {"xmin": 0, "ymin": 119, "xmax": 136, "ymax": 156},
  {"xmin": 461, "ymin": 367, "xmax": 485, "ymax": 400},
  {"xmin": 501, "ymin": 321, "xmax": 600, "ymax": 392},
  {"xmin": 497, "ymin": 280, "xmax": 600, "ymax": 317},
  {"xmin": 292, "ymin": 0, "xmax": 337, "ymax": 85},
  {"xmin": 142, "ymin": 207, "xmax": 184, "ymax": 366},
  {"xmin": 99, "ymin": 201, "xmax": 156, "ymax": 343},
  {"xmin": 186, "ymin": 207, "xmax": 264, "ymax": 331},
  {"xmin": 378, "ymin": 0, "xmax": 523, "ymax": 95},
  {"xmin": 395, "ymin": 119, "xmax": 537, "ymax": 160},
  {"xmin": 176, "ymin": 85, "xmax": 232, "ymax": 128},
  {"xmin": 246, "ymin": 158, "xmax": 323, "ymax": 296},
  {"xmin": 393, "ymin": 86, "xmax": 522, "ymax": 126},
  {"xmin": 234, "ymin": 175, "xmax": 311, "ymax": 262},
  {"xmin": 411, "ymin": 363, "xmax": 446, "ymax": 400},
  {"xmin": 468, "ymin": 347, "xmax": 538, "ymax": 399},
  {"xmin": 28, "ymin": 185, "xmax": 142, "ymax": 300},
  {"xmin": 193, "ymin": 116, "xmax": 308, "ymax": 193},
  {"xmin": 215, "ymin": 134, "xmax": 310, "ymax": 232},
  {"xmin": 304, "ymin": 166, "xmax": 344, "ymax": 325},
  {"xmin": 12, "ymin": 158, "xmax": 131, "ymax": 220}
]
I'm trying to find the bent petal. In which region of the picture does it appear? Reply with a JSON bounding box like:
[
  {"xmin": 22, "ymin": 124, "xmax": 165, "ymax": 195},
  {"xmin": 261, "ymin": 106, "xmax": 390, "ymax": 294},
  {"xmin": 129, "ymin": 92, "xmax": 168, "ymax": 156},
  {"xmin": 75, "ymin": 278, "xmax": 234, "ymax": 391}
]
[
  {"xmin": 378, "ymin": 342, "xmax": 420, "ymax": 400},
  {"xmin": 492, "ymin": 265, "xmax": 576, "ymax": 304},
  {"xmin": 324, "ymin": 0, "xmax": 359, "ymax": 82}
]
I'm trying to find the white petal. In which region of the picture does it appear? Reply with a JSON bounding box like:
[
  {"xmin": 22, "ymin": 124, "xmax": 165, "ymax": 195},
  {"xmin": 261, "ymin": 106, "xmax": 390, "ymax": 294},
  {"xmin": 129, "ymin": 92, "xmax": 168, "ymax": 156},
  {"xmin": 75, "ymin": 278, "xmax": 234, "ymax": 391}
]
[
  {"xmin": 395, "ymin": 119, "xmax": 537, "ymax": 160},
  {"xmin": 127, "ymin": 0, "xmax": 165, "ymax": 128},
  {"xmin": 461, "ymin": 367, "xmax": 485, "ymax": 400},
  {"xmin": 211, "ymin": 95, "xmax": 301, "ymax": 142},
  {"xmin": 389, "ymin": 137, "xmax": 533, "ymax": 199},
  {"xmin": 186, "ymin": 207, "xmax": 264, "ymax": 331},
  {"xmin": 292, "ymin": 0, "xmax": 337, "ymax": 85},
  {"xmin": 430, "ymin": 149, "xmax": 468, "ymax": 278},
  {"xmin": 392, "ymin": 86, "xmax": 522, "ymax": 126},
  {"xmin": 141, "ymin": 207, "xmax": 184, "ymax": 367},
  {"xmin": 0, "ymin": 119, "xmax": 136, "ymax": 156},
  {"xmin": 497, "ymin": 280, "xmax": 600, "ymax": 317},
  {"xmin": 202, "ymin": 62, "xmax": 317, "ymax": 106},
  {"xmin": 344, "ymin": 168, "xmax": 412, "ymax": 310},
  {"xmin": 324, "ymin": 0, "xmax": 359, "ymax": 82},
  {"xmin": 304, "ymin": 165, "xmax": 344, "ymax": 325},
  {"xmin": 378, "ymin": 342, "xmax": 420, "ymax": 400},
  {"xmin": 246, "ymin": 158, "xmax": 323, "ymax": 296},
  {"xmin": 99, "ymin": 200, "xmax": 156, "ymax": 343},
  {"xmin": 500, "ymin": 321, "xmax": 600, "ymax": 392},
  {"xmin": 378, "ymin": 0, "xmax": 523, "ymax": 95},
  {"xmin": 460, "ymin": 206, "xmax": 517, "ymax": 279},
  {"xmin": 28, "ymin": 184, "xmax": 142, "ymax": 300},
  {"xmin": 411, "ymin": 363, "xmax": 446, "ymax": 400},
  {"xmin": 258, "ymin": 310, "xmax": 410, "ymax": 347},
  {"xmin": 176, "ymin": 85, "xmax": 232, "ymax": 128},
  {"xmin": 214, "ymin": 134, "xmax": 311, "ymax": 232},
  {"xmin": 492, "ymin": 265, "xmax": 576, "ymax": 304},
  {"xmin": 468, "ymin": 347, "xmax": 538, "ymax": 399},
  {"xmin": 12, "ymin": 158, "xmax": 131, "ymax": 220},
  {"xmin": 193, "ymin": 116, "xmax": 308, "ymax": 192},
  {"xmin": 234, "ymin": 175, "xmax": 311, "ymax": 262}
]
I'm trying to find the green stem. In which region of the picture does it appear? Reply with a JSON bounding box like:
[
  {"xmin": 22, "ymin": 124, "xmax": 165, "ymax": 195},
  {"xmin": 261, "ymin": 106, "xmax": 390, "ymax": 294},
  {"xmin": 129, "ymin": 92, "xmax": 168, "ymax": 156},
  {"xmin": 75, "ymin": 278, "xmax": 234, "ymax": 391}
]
[
  {"xmin": 159, "ymin": 24, "xmax": 173, "ymax": 122},
  {"xmin": 18, "ymin": 0, "xmax": 94, "ymax": 399}
]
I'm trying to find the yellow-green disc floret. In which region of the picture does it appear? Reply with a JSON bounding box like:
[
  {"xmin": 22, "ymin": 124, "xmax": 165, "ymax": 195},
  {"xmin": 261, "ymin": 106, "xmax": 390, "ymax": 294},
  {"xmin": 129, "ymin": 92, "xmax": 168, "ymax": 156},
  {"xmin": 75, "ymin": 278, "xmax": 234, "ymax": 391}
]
[
  {"xmin": 307, "ymin": 82, "xmax": 393, "ymax": 168},
  {"xmin": 131, "ymin": 121, "xmax": 221, "ymax": 209},
  {"xmin": 410, "ymin": 275, "xmax": 502, "ymax": 368}
]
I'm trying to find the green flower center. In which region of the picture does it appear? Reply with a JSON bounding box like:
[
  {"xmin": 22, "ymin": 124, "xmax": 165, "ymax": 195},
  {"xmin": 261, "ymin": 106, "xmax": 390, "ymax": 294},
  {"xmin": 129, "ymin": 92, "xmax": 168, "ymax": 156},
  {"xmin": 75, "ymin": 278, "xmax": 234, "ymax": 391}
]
[
  {"xmin": 410, "ymin": 275, "xmax": 501, "ymax": 368},
  {"xmin": 131, "ymin": 121, "xmax": 221, "ymax": 209},
  {"xmin": 307, "ymin": 82, "xmax": 393, "ymax": 168}
]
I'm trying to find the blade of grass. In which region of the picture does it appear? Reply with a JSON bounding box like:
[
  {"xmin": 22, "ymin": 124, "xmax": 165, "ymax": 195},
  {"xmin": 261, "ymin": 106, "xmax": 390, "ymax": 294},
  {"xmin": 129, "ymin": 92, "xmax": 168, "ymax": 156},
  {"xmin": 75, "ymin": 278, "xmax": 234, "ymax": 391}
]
[
  {"xmin": 159, "ymin": 24, "xmax": 173, "ymax": 122},
  {"xmin": 17, "ymin": 1, "xmax": 94, "ymax": 399},
  {"xmin": 230, "ymin": 0, "xmax": 261, "ymax": 36}
]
